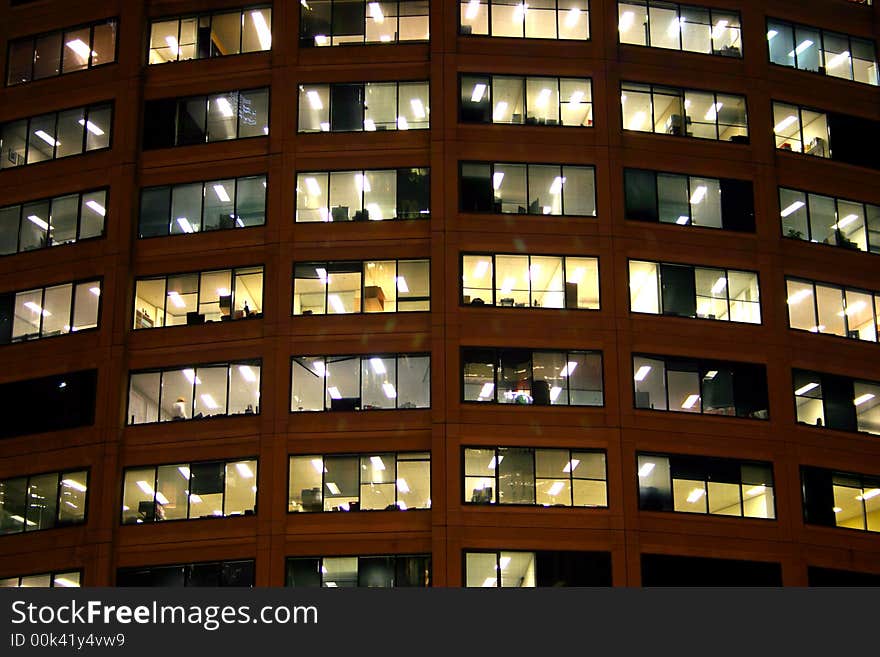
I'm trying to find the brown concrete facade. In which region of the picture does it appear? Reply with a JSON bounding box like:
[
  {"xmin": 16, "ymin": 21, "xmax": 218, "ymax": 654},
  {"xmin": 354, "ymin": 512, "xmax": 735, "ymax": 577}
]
[{"xmin": 0, "ymin": 0, "xmax": 879, "ymax": 586}]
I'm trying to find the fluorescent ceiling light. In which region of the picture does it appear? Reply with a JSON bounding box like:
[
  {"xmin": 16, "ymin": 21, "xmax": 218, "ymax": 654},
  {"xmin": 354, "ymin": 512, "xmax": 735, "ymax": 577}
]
[
  {"xmin": 854, "ymin": 393, "xmax": 875, "ymax": 406},
  {"xmin": 492, "ymin": 172, "xmax": 505, "ymax": 190},
  {"xmin": 634, "ymin": 365, "xmax": 652, "ymax": 381},
  {"xmin": 563, "ymin": 459, "xmax": 580, "ymax": 473},
  {"xmin": 307, "ymin": 90, "xmax": 324, "ymax": 110},
  {"xmin": 66, "ymin": 39, "xmax": 91, "ymax": 60},
  {"xmin": 178, "ymin": 466, "xmax": 191, "ymax": 480},
  {"xmin": 368, "ymin": 1, "xmax": 385, "ymax": 22},
  {"xmin": 473, "ymin": 260, "xmax": 490, "ymax": 278},
  {"xmin": 535, "ymin": 88, "xmax": 552, "ymax": 109},
  {"xmin": 704, "ymin": 102, "xmax": 723, "ymax": 121},
  {"xmin": 834, "ymin": 214, "xmax": 858, "ymax": 229},
  {"xmin": 565, "ymin": 8, "xmax": 581, "ymax": 28},
  {"xmin": 630, "ymin": 111, "xmax": 646, "ymax": 129},
  {"xmin": 618, "ymin": 11, "xmax": 635, "ymax": 31},
  {"xmin": 354, "ymin": 173, "xmax": 371, "ymax": 193},
  {"xmin": 314, "ymin": 35, "xmax": 329, "ymax": 46},
  {"xmin": 704, "ymin": 370, "xmax": 718, "ymax": 380},
  {"xmin": 786, "ymin": 288, "xmax": 811, "ymax": 305},
  {"xmin": 676, "ymin": 215, "xmax": 689, "ymax": 225},
  {"xmin": 311, "ymin": 459, "xmax": 324, "ymax": 473},
  {"xmin": 471, "ymin": 83, "xmax": 487, "ymax": 102},
  {"xmin": 370, "ymin": 456, "xmax": 386, "ymax": 470},
  {"xmin": 34, "ymin": 130, "xmax": 59, "ymax": 147},
  {"xmin": 861, "ymin": 488, "xmax": 880, "ymax": 500},
  {"xmin": 499, "ymin": 556, "xmax": 511, "ymax": 570},
  {"xmin": 681, "ymin": 394, "xmax": 700, "ymax": 409},
  {"xmin": 54, "ymin": 577, "xmax": 78, "ymax": 588},
  {"xmin": 326, "ymin": 482, "xmax": 341, "ymax": 495},
  {"xmin": 189, "ymin": 494, "xmax": 203, "ymax": 504},
  {"xmin": 176, "ymin": 217, "xmax": 194, "ymax": 233},
  {"xmin": 774, "ymin": 115, "xmax": 798, "ymax": 133},
  {"xmin": 315, "ymin": 267, "xmax": 328, "ymax": 283},
  {"xmin": 842, "ymin": 300, "xmax": 866, "ymax": 316},
  {"xmin": 155, "ymin": 492, "xmax": 170, "ymax": 505},
  {"xmin": 168, "ymin": 291, "xmax": 187, "ymax": 308},
  {"xmin": 780, "ymin": 200, "xmax": 804, "ymax": 217},
  {"xmin": 328, "ymin": 294, "xmax": 345, "ymax": 313},
  {"xmin": 183, "ymin": 368, "xmax": 197, "ymax": 384},
  {"xmin": 251, "ymin": 10, "xmax": 272, "ymax": 50},
  {"xmin": 319, "ymin": 122, "xmax": 330, "ymax": 132},
  {"xmin": 686, "ymin": 488, "xmax": 705, "ymax": 504},
  {"xmin": 711, "ymin": 277, "xmax": 727, "ymax": 295},
  {"xmin": 397, "ymin": 116, "xmax": 409, "ymax": 130},
  {"xmin": 136, "ymin": 480, "xmax": 154, "ymax": 496},
  {"xmin": 24, "ymin": 301, "xmax": 49, "ymax": 316},
  {"xmin": 327, "ymin": 386, "xmax": 342, "ymax": 400},
  {"xmin": 568, "ymin": 267, "xmax": 585, "ymax": 284},
  {"xmin": 667, "ymin": 16, "xmax": 682, "ymax": 37},
  {"xmin": 61, "ymin": 479, "xmax": 87, "ymax": 492},
  {"xmin": 200, "ymin": 394, "xmax": 219, "ymax": 410},
  {"xmin": 493, "ymin": 101, "xmax": 508, "ymax": 121},
  {"xmin": 214, "ymin": 97, "xmax": 234, "ymax": 118},
  {"xmin": 547, "ymin": 481, "xmax": 565, "ymax": 497},
  {"xmin": 213, "ymin": 184, "xmax": 230, "ymax": 202},
  {"xmin": 549, "ymin": 386, "xmax": 562, "ymax": 402},
  {"xmin": 410, "ymin": 98, "xmax": 426, "ymax": 119},
  {"xmin": 236, "ymin": 462, "xmax": 254, "ymax": 478},
  {"xmin": 746, "ymin": 485, "xmax": 765, "ymax": 497},
  {"xmin": 89, "ymin": 287, "xmax": 101, "ymax": 297},
  {"xmin": 478, "ymin": 382, "xmax": 494, "ymax": 399},
  {"xmin": 791, "ymin": 40, "xmax": 813, "ymax": 56},
  {"xmin": 304, "ymin": 177, "xmax": 321, "ymax": 196},
  {"xmin": 165, "ymin": 35, "xmax": 180, "ymax": 56},
  {"xmin": 689, "ymin": 185, "xmax": 707, "ymax": 205},
  {"xmin": 513, "ymin": 3, "xmax": 528, "ymax": 22},
  {"xmin": 396, "ymin": 276, "xmax": 409, "ymax": 293},
  {"xmin": 382, "ymin": 382, "xmax": 397, "ymax": 399},
  {"xmin": 560, "ymin": 361, "xmax": 578, "ymax": 377},
  {"xmin": 370, "ymin": 358, "xmax": 387, "ymax": 375},
  {"xmin": 569, "ymin": 90, "xmax": 584, "ymax": 105},
  {"xmin": 78, "ymin": 118, "xmax": 104, "ymax": 136},
  {"xmin": 27, "ymin": 214, "xmax": 49, "ymax": 230},
  {"xmin": 767, "ymin": 30, "xmax": 778, "ymax": 40},
  {"xmin": 465, "ymin": 0, "xmax": 481, "ymax": 20},
  {"xmin": 238, "ymin": 365, "xmax": 257, "ymax": 382},
  {"xmin": 549, "ymin": 176, "xmax": 566, "ymax": 195},
  {"xmin": 809, "ymin": 325, "xmax": 826, "ymax": 333},
  {"xmin": 488, "ymin": 455, "xmax": 504, "ymax": 469},
  {"xmin": 638, "ymin": 462, "xmax": 655, "ymax": 477},
  {"xmin": 794, "ymin": 382, "xmax": 818, "ymax": 396},
  {"xmin": 364, "ymin": 118, "xmax": 377, "ymax": 131},
  {"xmin": 711, "ymin": 20, "xmax": 729, "ymax": 40},
  {"xmin": 826, "ymin": 50, "xmax": 850, "ymax": 69},
  {"xmin": 313, "ymin": 361, "xmax": 326, "ymax": 378},
  {"xmin": 85, "ymin": 200, "xmax": 106, "ymax": 216},
  {"xmin": 482, "ymin": 578, "xmax": 497, "ymax": 587}
]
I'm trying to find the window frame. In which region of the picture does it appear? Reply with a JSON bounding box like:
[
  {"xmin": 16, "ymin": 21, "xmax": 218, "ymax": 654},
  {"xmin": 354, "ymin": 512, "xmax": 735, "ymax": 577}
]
[
  {"xmin": 457, "ymin": 161, "xmax": 598, "ymax": 217},
  {"xmin": 120, "ymin": 456, "xmax": 259, "ymax": 525},
  {"xmin": 300, "ymin": 0, "xmax": 430, "ymax": 47},
  {"xmin": 0, "ymin": 569, "xmax": 83, "ymax": 588},
  {"xmin": 0, "ymin": 188, "xmax": 109, "ymax": 257},
  {"xmin": 636, "ymin": 451, "xmax": 777, "ymax": 520},
  {"xmin": 765, "ymin": 17, "xmax": 878, "ymax": 87},
  {"xmin": 631, "ymin": 353, "xmax": 770, "ymax": 420},
  {"xmin": 293, "ymin": 258, "xmax": 430, "ymax": 315},
  {"xmin": 618, "ymin": 1, "xmax": 743, "ymax": 58},
  {"xmin": 620, "ymin": 81, "xmax": 749, "ymax": 143},
  {"xmin": 459, "ymin": 0, "xmax": 592, "ymax": 41},
  {"xmin": 0, "ymin": 101, "xmax": 114, "ymax": 170},
  {"xmin": 459, "ymin": 251, "xmax": 601, "ymax": 309},
  {"xmin": 287, "ymin": 451, "xmax": 431, "ymax": 513},
  {"xmin": 460, "ymin": 346, "xmax": 605, "ymax": 407},
  {"xmin": 6, "ymin": 17, "xmax": 119, "ymax": 87},
  {"xmin": 125, "ymin": 359, "xmax": 263, "ymax": 426},
  {"xmin": 296, "ymin": 81, "xmax": 431, "ymax": 133},
  {"xmin": 133, "ymin": 265, "xmax": 264, "ymax": 330},
  {"xmin": 289, "ymin": 353, "xmax": 432, "ymax": 412},
  {"xmin": 1, "ymin": 277, "xmax": 103, "ymax": 345},
  {"xmin": 785, "ymin": 275, "xmax": 879, "ymax": 343},
  {"xmin": 137, "ymin": 174, "xmax": 268, "ymax": 239},
  {"xmin": 147, "ymin": 5, "xmax": 273, "ymax": 65},
  {"xmin": 801, "ymin": 465, "xmax": 880, "ymax": 535},
  {"xmin": 461, "ymin": 445, "xmax": 608, "ymax": 508},
  {"xmin": 116, "ymin": 559, "xmax": 255, "ymax": 586},
  {"xmin": 777, "ymin": 185, "xmax": 880, "ymax": 255},
  {"xmin": 285, "ymin": 554, "xmax": 432, "ymax": 587},
  {"xmin": 0, "ymin": 467, "xmax": 90, "ymax": 535},
  {"xmin": 459, "ymin": 74, "xmax": 594, "ymax": 128},
  {"xmin": 792, "ymin": 368, "xmax": 880, "ymax": 436},
  {"xmin": 626, "ymin": 258, "xmax": 762, "ymax": 324}
]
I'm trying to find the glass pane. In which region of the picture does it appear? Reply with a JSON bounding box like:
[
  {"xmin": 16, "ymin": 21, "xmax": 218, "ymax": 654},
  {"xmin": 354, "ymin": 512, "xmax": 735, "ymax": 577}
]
[
  {"xmin": 786, "ymin": 280, "xmax": 817, "ymax": 332},
  {"xmin": 160, "ymin": 368, "xmax": 196, "ymax": 422},
  {"xmin": 500, "ymin": 551, "xmax": 535, "ymax": 587},
  {"xmin": 330, "ymin": 171, "xmax": 365, "ymax": 220},
  {"xmin": 362, "ymin": 261, "xmax": 393, "ymax": 312},
  {"xmin": 122, "ymin": 468, "xmax": 155, "ymax": 523},
  {"xmin": 493, "ymin": 76, "xmax": 525, "ymax": 124},
  {"xmin": 566, "ymin": 256, "xmax": 599, "ymax": 309},
  {"xmin": 207, "ymin": 93, "xmax": 239, "ymax": 142},
  {"xmin": 243, "ymin": 9, "xmax": 272, "ymax": 52},
  {"xmin": 323, "ymin": 456, "xmax": 359, "ymax": 511},
  {"xmin": 211, "ymin": 12, "xmax": 243, "ymax": 56},
  {"xmin": 816, "ymin": 284, "xmax": 846, "ymax": 337},
  {"xmin": 236, "ymin": 175, "xmax": 266, "ymax": 227},
  {"xmin": 495, "ymin": 255, "xmax": 529, "ymax": 307},
  {"xmin": 629, "ymin": 260, "xmax": 660, "ymax": 314},
  {"xmin": 291, "ymin": 357, "xmax": 327, "ymax": 411},
  {"xmin": 156, "ymin": 464, "xmax": 189, "ymax": 521},
  {"xmin": 199, "ymin": 270, "xmax": 232, "ymax": 321},
  {"xmin": 398, "ymin": 355, "xmax": 430, "ymax": 408},
  {"xmin": 681, "ymin": 6, "xmax": 710, "ymax": 54},
  {"xmin": 526, "ymin": 78, "xmax": 559, "ymax": 125},
  {"xmin": 461, "ymin": 74, "xmax": 492, "ymax": 123},
  {"xmin": 808, "ymin": 193, "xmax": 837, "ymax": 245},
  {"xmin": 463, "ymin": 348, "xmax": 495, "ymax": 401},
  {"xmin": 802, "ymin": 110, "xmax": 829, "ymax": 158},
  {"xmin": 794, "ymin": 26, "xmax": 821, "ymax": 73},
  {"xmin": 33, "ymin": 33, "xmax": 62, "ymax": 79},
  {"xmin": 768, "ymin": 21, "xmax": 794, "ymax": 67},
  {"xmin": 773, "ymin": 103, "xmax": 801, "ymax": 152},
  {"xmin": 844, "ymin": 289, "xmax": 875, "ymax": 341},
  {"xmin": 465, "ymin": 553, "xmax": 498, "ymax": 587},
  {"xmin": 150, "ymin": 20, "xmax": 180, "ymax": 64},
  {"xmin": 560, "ymin": 78, "xmax": 591, "ymax": 126},
  {"xmin": 28, "ymin": 113, "xmax": 58, "ymax": 164},
  {"xmin": 7, "ymin": 40, "xmax": 33, "ymax": 85},
  {"xmin": 193, "ymin": 366, "xmax": 228, "ymax": 418},
  {"xmin": 128, "ymin": 372, "xmax": 160, "ymax": 424},
  {"xmin": 527, "ymin": 164, "xmax": 562, "ymax": 216},
  {"xmin": 621, "ymin": 84, "xmax": 652, "ymax": 131},
  {"xmin": 694, "ymin": 267, "xmax": 729, "ymax": 320},
  {"xmin": 72, "ymin": 281, "xmax": 100, "ymax": 332},
  {"xmin": 649, "ymin": 3, "xmax": 681, "ymax": 50},
  {"xmin": 854, "ymin": 382, "xmax": 880, "ymax": 435},
  {"xmin": 289, "ymin": 456, "xmax": 323, "ymax": 511},
  {"xmin": 779, "ymin": 188, "xmax": 808, "ymax": 240},
  {"xmin": 171, "ymin": 183, "xmax": 203, "ymax": 234},
  {"xmin": 397, "ymin": 259, "xmax": 430, "ymax": 311},
  {"xmin": 299, "ymin": 85, "xmax": 330, "ymax": 132},
  {"xmin": 62, "ymin": 28, "xmax": 91, "ymax": 73},
  {"xmin": 360, "ymin": 454, "xmax": 396, "ymax": 510},
  {"xmin": 239, "ymin": 88, "xmax": 269, "ymax": 138},
  {"xmin": 0, "ymin": 206, "xmax": 19, "ymax": 254},
  {"xmin": 48, "ymin": 194, "xmax": 78, "ymax": 246},
  {"xmin": 57, "ymin": 471, "xmax": 86, "ymax": 525},
  {"xmin": 567, "ymin": 352, "xmax": 603, "ymax": 406},
  {"xmin": 13, "ymin": 289, "xmax": 43, "ymax": 341},
  {"xmin": 397, "ymin": 456, "xmax": 430, "ymax": 509},
  {"xmin": 561, "ymin": 165, "xmax": 595, "ymax": 215},
  {"xmin": 673, "ymin": 478, "xmax": 707, "ymax": 513},
  {"xmin": 41, "ymin": 284, "xmax": 72, "ymax": 337},
  {"xmin": 0, "ymin": 120, "xmax": 28, "ymax": 170},
  {"xmin": 224, "ymin": 460, "xmax": 257, "ymax": 516},
  {"xmin": 794, "ymin": 371, "xmax": 824, "ymax": 427},
  {"xmin": 91, "ymin": 20, "xmax": 117, "ymax": 67},
  {"xmin": 361, "ymin": 356, "xmax": 397, "ymax": 409},
  {"xmin": 326, "ymin": 356, "xmax": 360, "ymax": 410},
  {"xmin": 497, "ymin": 447, "xmax": 535, "ymax": 504},
  {"xmin": 19, "ymin": 201, "xmax": 49, "ymax": 251},
  {"xmin": 397, "ymin": 82, "xmax": 429, "ymax": 130},
  {"xmin": 658, "ymin": 173, "xmax": 689, "ymax": 224},
  {"xmin": 0, "ymin": 477, "xmax": 27, "ymax": 534},
  {"xmin": 26, "ymin": 473, "xmax": 59, "ymax": 531},
  {"xmin": 189, "ymin": 462, "xmax": 225, "ymax": 517},
  {"xmin": 619, "ymin": 2, "xmax": 647, "ymax": 46},
  {"xmin": 230, "ymin": 362, "xmax": 260, "ymax": 416},
  {"xmin": 685, "ymin": 90, "xmax": 717, "ymax": 140}
]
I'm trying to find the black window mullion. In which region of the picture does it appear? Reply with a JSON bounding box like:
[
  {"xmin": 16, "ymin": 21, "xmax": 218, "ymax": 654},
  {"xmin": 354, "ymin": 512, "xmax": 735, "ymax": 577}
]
[
  {"xmin": 804, "ymin": 192, "xmax": 813, "ymax": 241},
  {"xmin": 493, "ymin": 349, "xmax": 500, "ymax": 402},
  {"xmin": 526, "ymin": 255, "xmax": 533, "ymax": 307},
  {"xmin": 724, "ymin": 268, "xmax": 732, "ymax": 321},
  {"xmin": 649, "ymin": 87, "xmax": 657, "ymax": 134},
  {"xmin": 738, "ymin": 466, "xmax": 745, "ymax": 516},
  {"xmin": 713, "ymin": 93, "xmax": 720, "ymax": 139},
  {"xmin": 393, "ymin": 455, "xmax": 400, "ymax": 506},
  {"xmin": 239, "ymin": 10, "xmax": 245, "ymax": 54},
  {"xmin": 53, "ymin": 473, "xmax": 64, "ymax": 525},
  {"xmin": 225, "ymin": 362, "xmax": 232, "ymax": 417},
  {"xmin": 189, "ymin": 367, "xmax": 197, "ymax": 418},
  {"xmin": 152, "ymin": 466, "xmax": 161, "ymax": 521},
  {"xmin": 558, "ymin": 165, "xmax": 565, "ymax": 214},
  {"xmin": 490, "ymin": 254, "xmax": 497, "ymax": 305},
  {"xmin": 358, "ymin": 356, "xmax": 365, "ymax": 405},
  {"xmin": 68, "ymin": 282, "xmax": 77, "ymax": 333},
  {"xmin": 677, "ymin": 8, "xmax": 684, "ymax": 51},
  {"xmin": 37, "ymin": 288, "xmax": 47, "ymax": 335},
  {"xmin": 199, "ymin": 181, "xmax": 207, "ymax": 231},
  {"xmin": 524, "ymin": 164, "xmax": 531, "ymax": 216},
  {"xmin": 74, "ymin": 192, "xmax": 83, "ymax": 240}
]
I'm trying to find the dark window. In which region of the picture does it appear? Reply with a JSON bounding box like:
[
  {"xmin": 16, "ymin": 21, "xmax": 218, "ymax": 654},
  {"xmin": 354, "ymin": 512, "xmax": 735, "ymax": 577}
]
[
  {"xmin": 286, "ymin": 555, "xmax": 431, "ymax": 587},
  {"xmin": 801, "ymin": 466, "xmax": 880, "ymax": 533},
  {"xmin": 0, "ymin": 370, "xmax": 97, "ymax": 438},
  {"xmin": 793, "ymin": 369, "xmax": 879, "ymax": 435},
  {"xmin": 117, "ymin": 560, "xmax": 254, "ymax": 586},
  {"xmin": 641, "ymin": 553, "xmax": 782, "ymax": 586},
  {"xmin": 0, "ymin": 469, "xmax": 88, "ymax": 534}
]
